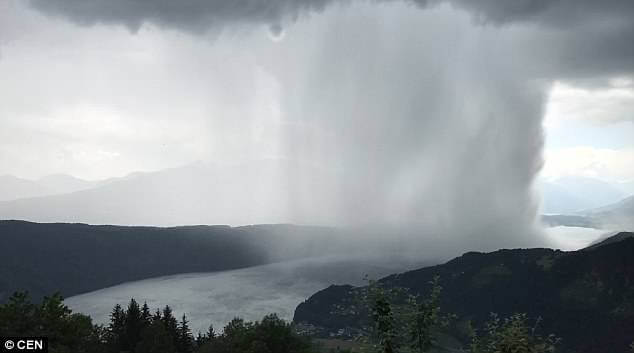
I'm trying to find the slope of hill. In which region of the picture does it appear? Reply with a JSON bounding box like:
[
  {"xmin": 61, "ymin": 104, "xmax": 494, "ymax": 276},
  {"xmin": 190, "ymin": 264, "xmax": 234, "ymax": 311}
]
[
  {"xmin": 294, "ymin": 232, "xmax": 634, "ymax": 353},
  {"xmin": 0, "ymin": 220, "xmax": 338, "ymax": 303},
  {"xmin": 584, "ymin": 231, "xmax": 634, "ymax": 250}
]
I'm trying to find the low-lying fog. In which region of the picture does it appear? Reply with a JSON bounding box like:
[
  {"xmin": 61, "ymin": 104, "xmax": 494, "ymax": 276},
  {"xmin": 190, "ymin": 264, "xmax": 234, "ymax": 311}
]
[{"xmin": 66, "ymin": 226, "xmax": 608, "ymax": 333}]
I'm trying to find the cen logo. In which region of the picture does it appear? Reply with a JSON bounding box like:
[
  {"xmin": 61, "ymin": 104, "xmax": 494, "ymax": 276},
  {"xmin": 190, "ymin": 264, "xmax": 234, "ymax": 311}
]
[{"xmin": 0, "ymin": 338, "xmax": 48, "ymax": 352}]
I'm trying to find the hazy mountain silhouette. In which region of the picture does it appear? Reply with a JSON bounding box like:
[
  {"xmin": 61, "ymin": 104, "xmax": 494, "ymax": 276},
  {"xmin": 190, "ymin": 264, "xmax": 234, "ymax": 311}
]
[
  {"xmin": 0, "ymin": 161, "xmax": 334, "ymax": 226},
  {"xmin": 36, "ymin": 174, "xmax": 99, "ymax": 194},
  {"xmin": 3, "ymin": 164, "xmax": 630, "ymax": 227},
  {"xmin": 539, "ymin": 176, "xmax": 628, "ymax": 214},
  {"xmin": 541, "ymin": 193, "xmax": 634, "ymax": 230},
  {"xmin": 578, "ymin": 195, "xmax": 634, "ymax": 229},
  {"xmin": 0, "ymin": 174, "xmax": 100, "ymax": 201},
  {"xmin": 0, "ymin": 175, "xmax": 51, "ymax": 201}
]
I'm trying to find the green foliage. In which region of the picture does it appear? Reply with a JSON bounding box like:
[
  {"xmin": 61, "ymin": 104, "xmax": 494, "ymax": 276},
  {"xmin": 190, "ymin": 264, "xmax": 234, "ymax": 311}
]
[
  {"xmin": 354, "ymin": 277, "xmax": 401, "ymax": 353},
  {"xmin": 468, "ymin": 313, "xmax": 560, "ymax": 353},
  {"xmin": 406, "ymin": 276, "xmax": 452, "ymax": 353},
  {"xmin": 1, "ymin": 290, "xmax": 566, "ymax": 353},
  {"xmin": 0, "ymin": 291, "xmax": 104, "ymax": 353},
  {"xmin": 195, "ymin": 324, "xmax": 216, "ymax": 347},
  {"xmin": 135, "ymin": 320, "xmax": 176, "ymax": 353},
  {"xmin": 340, "ymin": 275, "xmax": 451, "ymax": 353},
  {"xmin": 0, "ymin": 291, "xmax": 313, "ymax": 353},
  {"xmin": 198, "ymin": 314, "xmax": 312, "ymax": 353},
  {"xmin": 178, "ymin": 314, "xmax": 194, "ymax": 353},
  {"xmin": 124, "ymin": 298, "xmax": 144, "ymax": 351},
  {"xmin": 107, "ymin": 304, "xmax": 126, "ymax": 352}
]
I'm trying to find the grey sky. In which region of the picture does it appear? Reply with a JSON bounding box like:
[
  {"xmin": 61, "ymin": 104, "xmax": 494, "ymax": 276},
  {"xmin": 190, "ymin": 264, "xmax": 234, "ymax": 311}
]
[{"xmin": 0, "ymin": 0, "xmax": 632, "ymax": 240}]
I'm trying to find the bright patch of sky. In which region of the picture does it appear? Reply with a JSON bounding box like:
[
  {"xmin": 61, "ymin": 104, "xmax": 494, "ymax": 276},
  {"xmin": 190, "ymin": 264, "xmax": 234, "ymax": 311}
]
[{"xmin": 541, "ymin": 79, "xmax": 634, "ymax": 183}]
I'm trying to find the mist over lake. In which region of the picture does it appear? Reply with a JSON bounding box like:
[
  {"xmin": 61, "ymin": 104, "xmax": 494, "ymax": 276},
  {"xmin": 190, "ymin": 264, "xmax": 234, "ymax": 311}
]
[{"xmin": 65, "ymin": 255, "xmax": 429, "ymax": 334}]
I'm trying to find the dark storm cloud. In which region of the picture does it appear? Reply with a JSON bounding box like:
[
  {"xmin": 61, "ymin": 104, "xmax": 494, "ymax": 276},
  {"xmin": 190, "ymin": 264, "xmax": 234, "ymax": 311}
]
[
  {"xmin": 28, "ymin": 0, "xmax": 339, "ymax": 34},
  {"xmin": 28, "ymin": 0, "xmax": 634, "ymax": 30},
  {"xmin": 28, "ymin": 0, "xmax": 634, "ymax": 78},
  {"xmin": 443, "ymin": 0, "xmax": 634, "ymax": 26}
]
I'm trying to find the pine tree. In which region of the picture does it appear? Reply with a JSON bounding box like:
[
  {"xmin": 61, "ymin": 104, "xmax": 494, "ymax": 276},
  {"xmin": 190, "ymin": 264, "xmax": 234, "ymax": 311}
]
[
  {"xmin": 161, "ymin": 305, "xmax": 179, "ymax": 348},
  {"xmin": 195, "ymin": 332, "xmax": 206, "ymax": 347},
  {"xmin": 152, "ymin": 309, "xmax": 162, "ymax": 323},
  {"xmin": 135, "ymin": 320, "xmax": 176, "ymax": 353},
  {"xmin": 141, "ymin": 301, "xmax": 152, "ymax": 326},
  {"xmin": 177, "ymin": 314, "xmax": 194, "ymax": 353},
  {"xmin": 0, "ymin": 291, "xmax": 37, "ymax": 335},
  {"xmin": 107, "ymin": 304, "xmax": 126, "ymax": 352},
  {"xmin": 124, "ymin": 298, "xmax": 143, "ymax": 351},
  {"xmin": 195, "ymin": 325, "xmax": 215, "ymax": 347},
  {"xmin": 206, "ymin": 324, "xmax": 215, "ymax": 340}
]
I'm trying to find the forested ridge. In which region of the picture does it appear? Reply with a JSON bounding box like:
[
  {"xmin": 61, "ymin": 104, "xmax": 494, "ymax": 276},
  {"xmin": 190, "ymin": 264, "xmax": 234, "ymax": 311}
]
[
  {"xmin": 0, "ymin": 220, "xmax": 335, "ymax": 302},
  {"xmin": 294, "ymin": 233, "xmax": 634, "ymax": 353}
]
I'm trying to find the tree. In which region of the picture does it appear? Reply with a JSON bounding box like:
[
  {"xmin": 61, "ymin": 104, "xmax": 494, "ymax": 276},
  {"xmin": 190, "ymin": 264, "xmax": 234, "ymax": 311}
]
[
  {"xmin": 161, "ymin": 305, "xmax": 179, "ymax": 342},
  {"xmin": 124, "ymin": 298, "xmax": 144, "ymax": 351},
  {"xmin": 107, "ymin": 303, "xmax": 126, "ymax": 352},
  {"xmin": 3, "ymin": 293, "xmax": 316, "ymax": 353},
  {"xmin": 206, "ymin": 324, "xmax": 216, "ymax": 340},
  {"xmin": 141, "ymin": 301, "xmax": 152, "ymax": 324},
  {"xmin": 223, "ymin": 317, "xmax": 253, "ymax": 352},
  {"xmin": 254, "ymin": 314, "xmax": 311, "ymax": 353},
  {"xmin": 195, "ymin": 324, "xmax": 215, "ymax": 347},
  {"xmin": 407, "ymin": 276, "xmax": 451, "ymax": 353},
  {"xmin": 152, "ymin": 309, "xmax": 162, "ymax": 322},
  {"xmin": 197, "ymin": 315, "xmax": 311, "ymax": 353},
  {"xmin": 340, "ymin": 276, "xmax": 451, "ymax": 353},
  {"xmin": 0, "ymin": 292, "xmax": 104, "ymax": 353},
  {"xmin": 0, "ymin": 291, "xmax": 37, "ymax": 335},
  {"xmin": 469, "ymin": 313, "xmax": 560, "ymax": 353},
  {"xmin": 177, "ymin": 314, "xmax": 194, "ymax": 353},
  {"xmin": 135, "ymin": 320, "xmax": 176, "ymax": 353},
  {"xmin": 371, "ymin": 295, "xmax": 397, "ymax": 353}
]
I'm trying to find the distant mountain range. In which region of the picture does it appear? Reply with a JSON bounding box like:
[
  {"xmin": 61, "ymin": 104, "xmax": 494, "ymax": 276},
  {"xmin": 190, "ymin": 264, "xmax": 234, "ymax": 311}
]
[
  {"xmin": 539, "ymin": 176, "xmax": 634, "ymax": 214},
  {"xmin": 0, "ymin": 161, "xmax": 333, "ymax": 226},
  {"xmin": 541, "ymin": 195, "xmax": 634, "ymax": 230},
  {"xmin": 0, "ymin": 174, "xmax": 101, "ymax": 201},
  {"xmin": 1, "ymin": 164, "xmax": 632, "ymax": 226},
  {"xmin": 294, "ymin": 232, "xmax": 634, "ymax": 353}
]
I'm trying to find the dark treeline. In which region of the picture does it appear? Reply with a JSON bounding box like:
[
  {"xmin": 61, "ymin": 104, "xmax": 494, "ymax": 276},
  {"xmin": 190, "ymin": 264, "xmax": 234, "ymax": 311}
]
[
  {"xmin": 0, "ymin": 289, "xmax": 569, "ymax": 353},
  {"xmin": 0, "ymin": 291, "xmax": 312, "ymax": 353}
]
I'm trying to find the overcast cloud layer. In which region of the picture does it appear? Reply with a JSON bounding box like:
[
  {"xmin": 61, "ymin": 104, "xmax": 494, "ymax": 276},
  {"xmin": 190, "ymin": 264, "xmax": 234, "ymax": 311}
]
[{"xmin": 0, "ymin": 0, "xmax": 632, "ymax": 248}]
